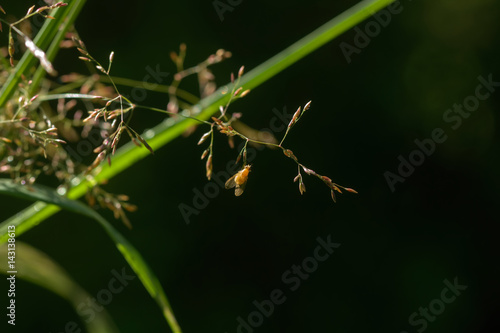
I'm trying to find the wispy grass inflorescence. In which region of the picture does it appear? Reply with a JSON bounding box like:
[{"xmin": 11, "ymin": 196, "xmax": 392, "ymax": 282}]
[
  {"xmin": 1, "ymin": 1, "xmax": 356, "ymax": 234},
  {"xmin": 196, "ymin": 86, "xmax": 357, "ymax": 201}
]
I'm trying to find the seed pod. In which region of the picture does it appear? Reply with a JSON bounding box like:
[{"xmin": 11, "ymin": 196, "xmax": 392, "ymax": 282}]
[
  {"xmin": 303, "ymin": 100, "xmax": 312, "ymax": 111},
  {"xmin": 197, "ymin": 131, "xmax": 211, "ymax": 145},
  {"xmin": 27, "ymin": 5, "xmax": 36, "ymax": 15},
  {"xmin": 136, "ymin": 134, "xmax": 154, "ymax": 154},
  {"xmin": 206, "ymin": 155, "xmax": 213, "ymax": 180},
  {"xmin": 288, "ymin": 106, "xmax": 301, "ymax": 128},
  {"xmin": 299, "ymin": 180, "xmax": 306, "ymax": 195},
  {"xmin": 201, "ymin": 148, "xmax": 209, "ymax": 160}
]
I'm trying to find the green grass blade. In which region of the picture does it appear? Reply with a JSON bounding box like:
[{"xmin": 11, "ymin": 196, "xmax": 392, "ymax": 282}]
[
  {"xmin": 0, "ymin": 0, "xmax": 87, "ymax": 107},
  {"xmin": 0, "ymin": 179, "xmax": 182, "ymax": 333},
  {"xmin": 0, "ymin": 242, "xmax": 119, "ymax": 333}
]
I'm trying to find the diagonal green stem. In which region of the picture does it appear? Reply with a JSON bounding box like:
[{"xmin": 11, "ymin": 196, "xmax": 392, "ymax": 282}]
[
  {"xmin": 1, "ymin": 0, "xmax": 395, "ymax": 238},
  {"xmin": 0, "ymin": 0, "xmax": 87, "ymax": 107}
]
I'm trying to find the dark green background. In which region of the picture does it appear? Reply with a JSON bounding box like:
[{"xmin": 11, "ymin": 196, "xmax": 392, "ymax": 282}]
[{"xmin": 2, "ymin": 0, "xmax": 499, "ymax": 332}]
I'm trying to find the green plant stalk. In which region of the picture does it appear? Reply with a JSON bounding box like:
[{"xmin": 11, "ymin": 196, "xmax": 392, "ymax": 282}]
[
  {"xmin": 29, "ymin": 0, "xmax": 88, "ymax": 95},
  {"xmin": 0, "ymin": 0, "xmax": 396, "ymax": 241},
  {"xmin": 0, "ymin": 0, "xmax": 87, "ymax": 107}
]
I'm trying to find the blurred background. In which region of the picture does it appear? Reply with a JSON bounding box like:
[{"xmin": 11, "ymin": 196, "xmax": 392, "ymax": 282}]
[{"xmin": 1, "ymin": 0, "xmax": 499, "ymax": 332}]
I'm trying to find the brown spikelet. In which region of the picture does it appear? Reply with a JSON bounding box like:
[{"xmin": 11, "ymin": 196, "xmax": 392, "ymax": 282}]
[
  {"xmin": 197, "ymin": 131, "xmax": 211, "ymax": 145},
  {"xmin": 201, "ymin": 149, "xmax": 209, "ymax": 160},
  {"xmin": 206, "ymin": 155, "xmax": 213, "ymax": 180},
  {"xmin": 136, "ymin": 135, "xmax": 154, "ymax": 154}
]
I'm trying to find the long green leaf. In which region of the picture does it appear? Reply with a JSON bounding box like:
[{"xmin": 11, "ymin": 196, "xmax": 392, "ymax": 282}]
[
  {"xmin": 0, "ymin": 0, "xmax": 87, "ymax": 107},
  {"xmin": 0, "ymin": 179, "xmax": 182, "ymax": 333},
  {"xmin": 0, "ymin": 0, "xmax": 396, "ymax": 241},
  {"xmin": 0, "ymin": 241, "xmax": 119, "ymax": 333}
]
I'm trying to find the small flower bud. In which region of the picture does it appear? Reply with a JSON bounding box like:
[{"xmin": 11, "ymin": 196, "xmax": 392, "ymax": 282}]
[
  {"xmin": 299, "ymin": 181, "xmax": 306, "ymax": 195},
  {"xmin": 201, "ymin": 149, "xmax": 209, "ymax": 160},
  {"xmin": 206, "ymin": 155, "xmax": 213, "ymax": 180},
  {"xmin": 303, "ymin": 100, "xmax": 312, "ymax": 111},
  {"xmin": 240, "ymin": 89, "xmax": 251, "ymax": 98},
  {"xmin": 197, "ymin": 131, "xmax": 211, "ymax": 145},
  {"xmin": 330, "ymin": 189, "xmax": 336, "ymax": 203}
]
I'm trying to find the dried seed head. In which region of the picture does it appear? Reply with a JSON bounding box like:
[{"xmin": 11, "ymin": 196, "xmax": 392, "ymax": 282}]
[
  {"xmin": 96, "ymin": 65, "xmax": 107, "ymax": 74},
  {"xmin": 332, "ymin": 184, "xmax": 342, "ymax": 193},
  {"xmin": 136, "ymin": 134, "xmax": 154, "ymax": 154},
  {"xmin": 239, "ymin": 89, "xmax": 250, "ymax": 98},
  {"xmin": 228, "ymin": 136, "xmax": 235, "ymax": 149},
  {"xmin": 206, "ymin": 155, "xmax": 213, "ymax": 180},
  {"xmin": 294, "ymin": 174, "xmax": 300, "ymax": 182},
  {"xmin": 299, "ymin": 181, "xmax": 306, "ymax": 195},
  {"xmin": 197, "ymin": 131, "xmax": 211, "ymax": 145},
  {"xmin": 303, "ymin": 100, "xmax": 312, "ymax": 111},
  {"xmin": 234, "ymin": 87, "xmax": 242, "ymax": 96},
  {"xmin": 288, "ymin": 106, "xmax": 301, "ymax": 128},
  {"xmin": 238, "ymin": 65, "xmax": 245, "ymax": 77},
  {"xmin": 330, "ymin": 189, "xmax": 336, "ymax": 203},
  {"xmin": 283, "ymin": 149, "xmax": 297, "ymax": 161},
  {"xmin": 231, "ymin": 72, "xmax": 235, "ymax": 83},
  {"xmin": 201, "ymin": 148, "xmax": 209, "ymax": 160},
  {"xmin": 345, "ymin": 187, "xmax": 358, "ymax": 194},
  {"xmin": 27, "ymin": 5, "xmax": 35, "ymax": 15}
]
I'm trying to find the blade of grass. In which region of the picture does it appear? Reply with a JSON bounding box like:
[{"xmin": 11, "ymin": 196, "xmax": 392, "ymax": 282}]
[
  {"xmin": 0, "ymin": 0, "xmax": 87, "ymax": 107},
  {"xmin": 29, "ymin": 0, "xmax": 88, "ymax": 95},
  {"xmin": 0, "ymin": 179, "xmax": 182, "ymax": 333},
  {"xmin": 0, "ymin": 0, "xmax": 395, "ymax": 239},
  {"xmin": 0, "ymin": 241, "xmax": 119, "ymax": 333}
]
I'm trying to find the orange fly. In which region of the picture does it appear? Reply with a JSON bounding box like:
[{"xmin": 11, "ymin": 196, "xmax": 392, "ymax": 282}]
[{"xmin": 225, "ymin": 165, "xmax": 251, "ymax": 196}]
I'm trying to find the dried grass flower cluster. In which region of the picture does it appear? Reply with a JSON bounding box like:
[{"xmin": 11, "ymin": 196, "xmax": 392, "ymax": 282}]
[{"xmin": 0, "ymin": 2, "xmax": 356, "ymax": 228}]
